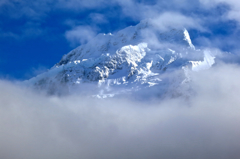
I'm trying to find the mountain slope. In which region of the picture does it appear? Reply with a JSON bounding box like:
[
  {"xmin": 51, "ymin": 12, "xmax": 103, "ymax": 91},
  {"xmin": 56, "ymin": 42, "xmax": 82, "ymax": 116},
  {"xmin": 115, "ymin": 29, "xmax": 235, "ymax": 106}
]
[{"xmin": 26, "ymin": 20, "xmax": 215, "ymax": 98}]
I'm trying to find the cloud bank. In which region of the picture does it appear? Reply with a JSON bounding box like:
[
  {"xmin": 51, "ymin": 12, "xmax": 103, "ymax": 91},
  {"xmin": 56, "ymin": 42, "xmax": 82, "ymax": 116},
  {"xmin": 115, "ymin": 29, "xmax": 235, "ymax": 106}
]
[{"xmin": 0, "ymin": 62, "xmax": 240, "ymax": 159}]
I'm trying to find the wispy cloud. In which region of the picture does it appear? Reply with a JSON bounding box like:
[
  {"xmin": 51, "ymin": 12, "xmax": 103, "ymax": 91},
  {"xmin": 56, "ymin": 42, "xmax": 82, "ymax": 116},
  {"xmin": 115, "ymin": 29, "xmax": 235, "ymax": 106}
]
[
  {"xmin": 56, "ymin": 0, "xmax": 115, "ymax": 10},
  {"xmin": 199, "ymin": 0, "xmax": 240, "ymax": 24},
  {"xmin": 89, "ymin": 13, "xmax": 108, "ymax": 24},
  {"xmin": 149, "ymin": 12, "xmax": 205, "ymax": 31},
  {"xmin": 65, "ymin": 25, "xmax": 98, "ymax": 46},
  {"xmin": 0, "ymin": 21, "xmax": 45, "ymax": 40},
  {"xmin": 0, "ymin": 0, "xmax": 239, "ymax": 51}
]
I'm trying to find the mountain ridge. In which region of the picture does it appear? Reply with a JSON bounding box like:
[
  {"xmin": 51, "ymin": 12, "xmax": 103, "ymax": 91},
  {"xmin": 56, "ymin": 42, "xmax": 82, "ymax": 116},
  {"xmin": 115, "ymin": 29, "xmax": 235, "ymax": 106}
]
[{"xmin": 25, "ymin": 20, "xmax": 215, "ymax": 98}]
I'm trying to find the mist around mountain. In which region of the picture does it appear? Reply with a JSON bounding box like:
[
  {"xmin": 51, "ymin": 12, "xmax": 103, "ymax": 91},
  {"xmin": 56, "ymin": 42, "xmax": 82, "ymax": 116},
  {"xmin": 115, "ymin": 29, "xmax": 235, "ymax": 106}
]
[
  {"xmin": 1, "ymin": 62, "xmax": 240, "ymax": 159},
  {"xmin": 25, "ymin": 20, "xmax": 218, "ymax": 99},
  {"xmin": 1, "ymin": 14, "xmax": 240, "ymax": 159}
]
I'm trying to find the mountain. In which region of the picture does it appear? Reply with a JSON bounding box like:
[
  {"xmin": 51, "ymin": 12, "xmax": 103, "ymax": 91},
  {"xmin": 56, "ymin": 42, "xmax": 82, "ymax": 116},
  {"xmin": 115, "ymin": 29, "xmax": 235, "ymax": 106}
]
[{"xmin": 25, "ymin": 20, "xmax": 215, "ymax": 98}]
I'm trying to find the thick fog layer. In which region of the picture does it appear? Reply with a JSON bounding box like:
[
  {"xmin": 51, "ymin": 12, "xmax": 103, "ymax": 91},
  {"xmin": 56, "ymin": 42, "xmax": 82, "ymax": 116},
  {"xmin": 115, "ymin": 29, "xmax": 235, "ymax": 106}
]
[{"xmin": 0, "ymin": 63, "xmax": 240, "ymax": 159}]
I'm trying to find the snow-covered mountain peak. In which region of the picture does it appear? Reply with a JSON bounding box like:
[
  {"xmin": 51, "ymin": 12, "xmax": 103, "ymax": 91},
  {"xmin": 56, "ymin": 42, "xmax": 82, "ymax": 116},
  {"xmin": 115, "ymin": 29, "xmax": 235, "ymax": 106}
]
[
  {"xmin": 56, "ymin": 20, "xmax": 194, "ymax": 68},
  {"xmin": 26, "ymin": 20, "xmax": 215, "ymax": 98}
]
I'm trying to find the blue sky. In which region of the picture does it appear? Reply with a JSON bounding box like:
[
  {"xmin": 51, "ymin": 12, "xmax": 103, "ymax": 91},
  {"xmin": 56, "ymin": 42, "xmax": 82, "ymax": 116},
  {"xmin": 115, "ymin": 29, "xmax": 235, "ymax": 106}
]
[{"xmin": 0, "ymin": 0, "xmax": 240, "ymax": 80}]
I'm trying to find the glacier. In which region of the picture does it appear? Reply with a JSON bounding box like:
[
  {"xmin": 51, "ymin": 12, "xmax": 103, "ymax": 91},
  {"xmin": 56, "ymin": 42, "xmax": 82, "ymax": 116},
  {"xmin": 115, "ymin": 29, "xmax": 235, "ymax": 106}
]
[{"xmin": 25, "ymin": 20, "xmax": 215, "ymax": 98}]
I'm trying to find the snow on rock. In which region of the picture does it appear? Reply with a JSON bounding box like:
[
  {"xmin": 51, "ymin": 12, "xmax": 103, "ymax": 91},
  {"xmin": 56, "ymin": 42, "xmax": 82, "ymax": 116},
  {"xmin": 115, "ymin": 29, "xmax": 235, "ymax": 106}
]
[
  {"xmin": 25, "ymin": 19, "xmax": 215, "ymax": 98},
  {"xmin": 190, "ymin": 50, "xmax": 215, "ymax": 72}
]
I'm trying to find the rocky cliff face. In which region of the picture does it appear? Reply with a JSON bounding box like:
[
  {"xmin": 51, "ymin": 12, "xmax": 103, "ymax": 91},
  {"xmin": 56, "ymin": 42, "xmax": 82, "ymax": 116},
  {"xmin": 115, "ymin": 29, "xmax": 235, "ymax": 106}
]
[{"xmin": 26, "ymin": 20, "xmax": 215, "ymax": 98}]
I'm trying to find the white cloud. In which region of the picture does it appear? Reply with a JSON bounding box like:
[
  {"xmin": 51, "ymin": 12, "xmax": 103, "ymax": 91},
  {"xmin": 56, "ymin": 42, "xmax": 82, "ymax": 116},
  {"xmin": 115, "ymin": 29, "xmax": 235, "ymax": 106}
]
[
  {"xmin": 56, "ymin": 0, "xmax": 114, "ymax": 10},
  {"xmin": 1, "ymin": 0, "xmax": 237, "ymax": 48},
  {"xmin": 65, "ymin": 26, "xmax": 97, "ymax": 46},
  {"xmin": 1, "ymin": 62, "xmax": 240, "ymax": 158},
  {"xmin": 89, "ymin": 13, "xmax": 108, "ymax": 24},
  {"xmin": 199, "ymin": 0, "xmax": 240, "ymax": 23},
  {"xmin": 0, "ymin": 0, "xmax": 51, "ymax": 20},
  {"xmin": 149, "ymin": 12, "xmax": 205, "ymax": 31}
]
